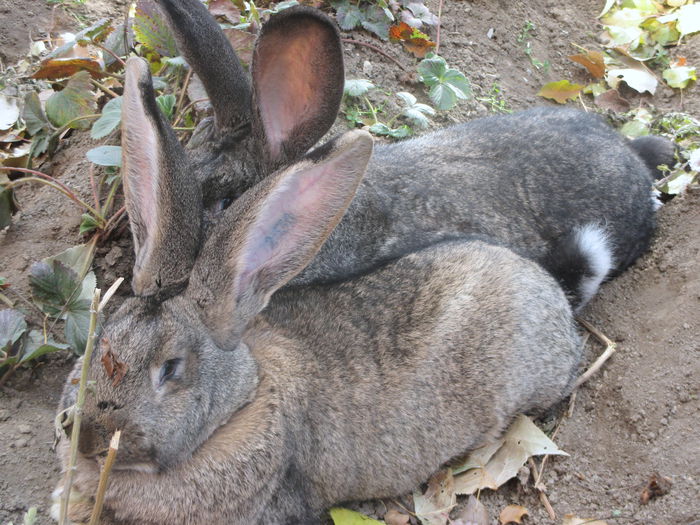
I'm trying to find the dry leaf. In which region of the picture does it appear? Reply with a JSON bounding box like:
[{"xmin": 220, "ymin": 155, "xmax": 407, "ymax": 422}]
[
  {"xmin": 640, "ymin": 472, "xmax": 672, "ymax": 504},
  {"xmin": 569, "ymin": 50, "xmax": 605, "ymax": 79},
  {"xmin": 208, "ymin": 0, "xmax": 241, "ymax": 23},
  {"xmin": 454, "ymin": 415, "xmax": 567, "ymax": 496},
  {"xmin": 499, "ymin": 505, "xmax": 528, "ymax": 524},
  {"xmin": 33, "ymin": 57, "xmax": 106, "ymax": 80},
  {"xmin": 223, "ymin": 28, "xmax": 255, "ymax": 67},
  {"xmin": 562, "ymin": 515, "xmax": 608, "ymax": 525},
  {"xmin": 452, "ymin": 495, "xmax": 489, "ymax": 525},
  {"xmin": 606, "ymin": 67, "xmax": 657, "ymax": 94},
  {"xmin": 413, "ymin": 469, "xmax": 455, "ymax": 525},
  {"xmin": 384, "ymin": 509, "xmax": 410, "ymax": 525},
  {"xmin": 594, "ymin": 90, "xmax": 630, "ymax": 112},
  {"xmin": 389, "ymin": 22, "xmax": 436, "ymax": 58},
  {"xmin": 101, "ymin": 342, "xmax": 128, "ymax": 387},
  {"xmin": 538, "ymin": 80, "xmax": 584, "ymax": 104}
]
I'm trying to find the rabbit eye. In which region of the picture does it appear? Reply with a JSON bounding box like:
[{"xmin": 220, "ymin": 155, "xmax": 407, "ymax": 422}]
[
  {"xmin": 159, "ymin": 358, "xmax": 182, "ymax": 385},
  {"xmin": 216, "ymin": 197, "xmax": 233, "ymax": 213}
]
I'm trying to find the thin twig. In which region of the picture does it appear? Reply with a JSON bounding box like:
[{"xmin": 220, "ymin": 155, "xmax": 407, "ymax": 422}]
[
  {"xmin": 341, "ymin": 38, "xmax": 408, "ymax": 71},
  {"xmin": 91, "ymin": 41, "xmax": 126, "ymax": 68},
  {"xmin": 90, "ymin": 79, "xmax": 119, "ymax": 99},
  {"xmin": 528, "ymin": 457, "xmax": 556, "ymax": 520},
  {"xmin": 88, "ymin": 430, "xmax": 121, "ymax": 525},
  {"xmin": 59, "ymin": 288, "xmax": 102, "ymax": 525},
  {"xmin": 0, "ymin": 167, "xmax": 100, "ymax": 217},
  {"xmin": 172, "ymin": 97, "xmax": 209, "ymax": 128},
  {"xmin": 435, "ymin": 0, "xmax": 444, "ymax": 55},
  {"xmin": 89, "ymin": 164, "xmax": 100, "ymax": 213},
  {"xmin": 574, "ymin": 318, "xmax": 617, "ymax": 388},
  {"xmin": 99, "ymin": 278, "xmax": 124, "ymax": 312},
  {"xmin": 175, "ymin": 68, "xmax": 194, "ymax": 120},
  {"xmin": 539, "ymin": 491, "xmax": 556, "ymax": 520}
]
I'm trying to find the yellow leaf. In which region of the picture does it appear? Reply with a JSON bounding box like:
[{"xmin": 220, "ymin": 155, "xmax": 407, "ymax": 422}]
[
  {"xmin": 569, "ymin": 50, "xmax": 606, "ymax": 79},
  {"xmin": 330, "ymin": 508, "xmax": 386, "ymax": 525},
  {"xmin": 538, "ymin": 80, "xmax": 584, "ymax": 104},
  {"xmin": 499, "ymin": 505, "xmax": 529, "ymax": 524}
]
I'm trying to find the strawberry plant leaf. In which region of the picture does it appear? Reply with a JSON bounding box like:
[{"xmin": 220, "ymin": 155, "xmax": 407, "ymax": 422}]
[
  {"xmin": 329, "ymin": 507, "xmax": 385, "ymax": 524},
  {"xmin": 663, "ymin": 65, "xmax": 696, "ymax": 89},
  {"xmin": 0, "ymin": 309, "xmax": 27, "ymax": 357},
  {"xmin": 22, "ymin": 92, "xmax": 51, "ymax": 136},
  {"xmin": 45, "ymin": 18, "xmax": 111, "ymax": 60},
  {"xmin": 20, "ymin": 330, "xmax": 70, "ymax": 363},
  {"xmin": 86, "ymin": 145, "xmax": 122, "ymax": 167},
  {"xmin": 335, "ymin": 1, "xmax": 363, "ymax": 30},
  {"xmin": 418, "ymin": 54, "xmax": 471, "ymax": 110},
  {"xmin": 135, "ymin": 0, "xmax": 178, "ymax": 57},
  {"xmin": 344, "ymin": 79, "xmax": 375, "ymax": 97},
  {"xmin": 45, "ymin": 71, "xmax": 97, "ymax": 129},
  {"xmin": 79, "ymin": 213, "xmax": 101, "ymax": 235},
  {"xmin": 156, "ymin": 94, "xmax": 177, "ymax": 120},
  {"xmin": 91, "ymin": 96, "xmax": 122, "ymax": 139},
  {"xmin": 369, "ymin": 122, "xmax": 411, "ymax": 138},
  {"xmin": 0, "ymin": 95, "xmax": 20, "ymax": 131},
  {"xmin": 397, "ymin": 91, "xmax": 434, "ymax": 129}
]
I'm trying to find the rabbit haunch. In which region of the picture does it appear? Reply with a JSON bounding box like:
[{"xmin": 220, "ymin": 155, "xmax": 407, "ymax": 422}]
[
  {"xmin": 55, "ymin": 128, "xmax": 582, "ymax": 524},
  {"xmin": 121, "ymin": 0, "xmax": 676, "ymax": 310}
]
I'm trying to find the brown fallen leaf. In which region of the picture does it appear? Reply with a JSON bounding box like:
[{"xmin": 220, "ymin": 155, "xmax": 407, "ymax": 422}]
[
  {"xmin": 538, "ymin": 80, "xmax": 584, "ymax": 104},
  {"xmin": 452, "ymin": 495, "xmax": 489, "ymax": 525},
  {"xmin": 389, "ymin": 22, "xmax": 436, "ymax": 59},
  {"xmin": 640, "ymin": 472, "xmax": 672, "ymax": 504},
  {"xmin": 33, "ymin": 57, "xmax": 106, "ymax": 80},
  {"xmin": 101, "ymin": 340, "xmax": 128, "ymax": 387},
  {"xmin": 413, "ymin": 469, "xmax": 455, "ymax": 525},
  {"xmin": 594, "ymin": 89, "xmax": 630, "ymax": 113},
  {"xmin": 499, "ymin": 504, "xmax": 528, "ymax": 524},
  {"xmin": 208, "ymin": 0, "xmax": 241, "ymax": 24},
  {"xmin": 384, "ymin": 508, "xmax": 410, "ymax": 525},
  {"xmin": 568, "ymin": 50, "xmax": 605, "ymax": 79}
]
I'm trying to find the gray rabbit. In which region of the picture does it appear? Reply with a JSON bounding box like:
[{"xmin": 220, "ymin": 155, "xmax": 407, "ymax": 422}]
[
  {"xmin": 131, "ymin": 0, "xmax": 675, "ymax": 310},
  {"xmin": 53, "ymin": 63, "xmax": 583, "ymax": 523}
]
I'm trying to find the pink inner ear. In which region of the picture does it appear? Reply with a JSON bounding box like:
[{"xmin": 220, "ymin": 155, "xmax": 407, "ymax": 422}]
[
  {"xmin": 122, "ymin": 72, "xmax": 160, "ymax": 256},
  {"xmin": 255, "ymin": 25, "xmax": 328, "ymax": 158}
]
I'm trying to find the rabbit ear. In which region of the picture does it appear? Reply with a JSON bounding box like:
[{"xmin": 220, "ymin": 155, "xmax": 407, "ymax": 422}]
[
  {"xmin": 154, "ymin": 0, "xmax": 252, "ymax": 132},
  {"xmin": 189, "ymin": 130, "xmax": 373, "ymax": 347},
  {"xmin": 122, "ymin": 57, "xmax": 203, "ymax": 297},
  {"xmin": 251, "ymin": 6, "xmax": 344, "ymax": 167}
]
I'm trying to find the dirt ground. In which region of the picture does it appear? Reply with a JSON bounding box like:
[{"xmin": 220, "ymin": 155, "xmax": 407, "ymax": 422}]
[{"xmin": 1, "ymin": 0, "xmax": 699, "ymax": 524}]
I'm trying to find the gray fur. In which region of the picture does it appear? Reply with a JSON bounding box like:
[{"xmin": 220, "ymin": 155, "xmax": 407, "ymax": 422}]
[
  {"xmin": 55, "ymin": 131, "xmax": 582, "ymax": 525},
  {"xmin": 130, "ymin": 2, "xmax": 669, "ymax": 309}
]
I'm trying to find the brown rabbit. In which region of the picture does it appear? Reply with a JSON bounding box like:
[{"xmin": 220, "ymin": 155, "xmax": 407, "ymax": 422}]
[
  {"xmin": 128, "ymin": 0, "xmax": 675, "ymax": 310},
  {"xmin": 54, "ymin": 118, "xmax": 582, "ymax": 523}
]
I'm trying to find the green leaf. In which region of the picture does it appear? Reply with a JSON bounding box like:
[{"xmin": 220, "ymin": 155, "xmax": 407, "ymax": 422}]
[
  {"xmin": 620, "ymin": 119, "xmax": 650, "ymax": 138},
  {"xmin": 20, "ymin": 330, "xmax": 69, "ymax": 363},
  {"xmin": 663, "ymin": 65, "xmax": 696, "ymax": 89},
  {"xmin": 0, "ymin": 309, "xmax": 27, "ymax": 355},
  {"xmin": 156, "ymin": 94, "xmax": 177, "ymax": 119},
  {"xmin": 103, "ymin": 22, "xmax": 134, "ymax": 67},
  {"xmin": 329, "ymin": 508, "xmax": 385, "ymax": 525},
  {"xmin": 335, "ymin": 2, "xmax": 363, "ymax": 30},
  {"xmin": 45, "ymin": 71, "xmax": 96, "ymax": 129},
  {"xmin": 0, "ymin": 185, "xmax": 16, "ymax": 229},
  {"xmin": 417, "ymin": 54, "xmax": 447, "ymax": 86},
  {"xmin": 22, "ymin": 92, "xmax": 51, "ymax": 135},
  {"xmin": 86, "ymin": 145, "xmax": 122, "ymax": 167},
  {"xmin": 344, "ymin": 79, "xmax": 375, "ymax": 97},
  {"xmin": 79, "ymin": 213, "xmax": 101, "ymax": 234},
  {"xmin": 134, "ymin": 0, "xmax": 178, "ymax": 56},
  {"xmin": 64, "ymin": 306, "xmax": 92, "ymax": 355},
  {"xmin": 23, "ymin": 506, "xmax": 38, "ymax": 525},
  {"xmin": 91, "ymin": 96, "xmax": 122, "ymax": 139},
  {"xmin": 369, "ymin": 123, "xmax": 411, "ymax": 138}
]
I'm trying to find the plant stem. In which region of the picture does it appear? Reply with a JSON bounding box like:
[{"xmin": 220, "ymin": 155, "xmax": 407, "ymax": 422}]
[
  {"xmin": 0, "ymin": 167, "xmax": 102, "ymax": 218},
  {"xmin": 88, "ymin": 430, "xmax": 120, "ymax": 525},
  {"xmin": 173, "ymin": 98, "xmax": 209, "ymax": 127},
  {"xmin": 91, "ymin": 41, "xmax": 127, "ymax": 68},
  {"xmin": 54, "ymin": 114, "xmax": 102, "ymax": 136},
  {"xmin": 363, "ymin": 96, "xmax": 379, "ymax": 124},
  {"xmin": 435, "ymin": 0, "xmax": 444, "ymax": 55},
  {"xmin": 58, "ymin": 287, "xmax": 101, "ymax": 525},
  {"xmin": 90, "ymin": 79, "xmax": 119, "ymax": 99},
  {"xmin": 341, "ymin": 38, "xmax": 408, "ymax": 71},
  {"xmin": 175, "ymin": 68, "xmax": 194, "ymax": 121}
]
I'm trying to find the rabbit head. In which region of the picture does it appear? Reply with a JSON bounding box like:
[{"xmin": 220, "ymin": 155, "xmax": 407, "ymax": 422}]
[
  {"xmin": 70, "ymin": 128, "xmax": 374, "ymax": 473},
  {"xmin": 124, "ymin": 0, "xmax": 345, "ymax": 250}
]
